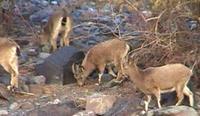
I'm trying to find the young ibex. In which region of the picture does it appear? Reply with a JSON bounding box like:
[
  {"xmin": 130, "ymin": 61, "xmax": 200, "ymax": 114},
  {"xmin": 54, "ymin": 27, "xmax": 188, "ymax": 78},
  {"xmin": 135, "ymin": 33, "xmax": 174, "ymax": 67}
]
[
  {"xmin": 123, "ymin": 61, "xmax": 194, "ymax": 111},
  {"xmin": 72, "ymin": 39, "xmax": 130, "ymax": 86},
  {"xmin": 38, "ymin": 7, "xmax": 73, "ymax": 52},
  {"xmin": 0, "ymin": 37, "xmax": 20, "ymax": 90}
]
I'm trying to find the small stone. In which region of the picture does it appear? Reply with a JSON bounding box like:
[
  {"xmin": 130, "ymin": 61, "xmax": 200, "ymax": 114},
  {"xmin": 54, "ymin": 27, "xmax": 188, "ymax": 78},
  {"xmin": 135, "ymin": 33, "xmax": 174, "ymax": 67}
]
[
  {"xmin": 47, "ymin": 99, "xmax": 61, "ymax": 105},
  {"xmin": 52, "ymin": 99, "xmax": 61, "ymax": 104},
  {"xmin": 41, "ymin": 0, "xmax": 49, "ymax": 6},
  {"xmin": 86, "ymin": 93, "xmax": 117, "ymax": 115},
  {"xmin": 142, "ymin": 10, "xmax": 152, "ymax": 18},
  {"xmin": 30, "ymin": 75, "xmax": 46, "ymax": 84},
  {"xmin": 27, "ymin": 48, "xmax": 39, "ymax": 56},
  {"xmin": 9, "ymin": 102, "xmax": 20, "ymax": 111},
  {"xmin": 39, "ymin": 52, "xmax": 51, "ymax": 59},
  {"xmin": 73, "ymin": 110, "xmax": 96, "ymax": 116},
  {"xmin": 51, "ymin": 1, "xmax": 58, "ymax": 5},
  {"xmin": 0, "ymin": 110, "xmax": 8, "ymax": 115}
]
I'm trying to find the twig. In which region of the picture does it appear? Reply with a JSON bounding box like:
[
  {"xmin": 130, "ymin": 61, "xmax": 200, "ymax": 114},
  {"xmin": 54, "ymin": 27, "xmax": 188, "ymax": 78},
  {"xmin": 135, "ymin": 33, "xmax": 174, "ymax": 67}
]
[
  {"xmin": 128, "ymin": 39, "xmax": 157, "ymax": 57},
  {"xmin": 154, "ymin": 9, "xmax": 166, "ymax": 34},
  {"xmin": 14, "ymin": 91, "xmax": 36, "ymax": 96}
]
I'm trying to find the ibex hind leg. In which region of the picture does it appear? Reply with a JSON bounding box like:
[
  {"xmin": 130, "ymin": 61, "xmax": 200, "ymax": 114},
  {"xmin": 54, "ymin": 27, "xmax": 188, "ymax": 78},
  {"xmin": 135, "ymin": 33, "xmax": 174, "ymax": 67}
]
[
  {"xmin": 60, "ymin": 30, "xmax": 70, "ymax": 47},
  {"xmin": 152, "ymin": 88, "xmax": 162, "ymax": 109},
  {"xmin": 49, "ymin": 37, "xmax": 58, "ymax": 52},
  {"xmin": 183, "ymin": 86, "xmax": 194, "ymax": 107},
  {"xmin": 107, "ymin": 65, "xmax": 117, "ymax": 77},
  {"xmin": 1, "ymin": 62, "xmax": 18, "ymax": 91},
  {"xmin": 114, "ymin": 60, "xmax": 125, "ymax": 83},
  {"xmin": 144, "ymin": 95, "xmax": 152, "ymax": 111},
  {"xmin": 97, "ymin": 65, "xmax": 106, "ymax": 85},
  {"xmin": 10, "ymin": 57, "xmax": 19, "ymax": 89},
  {"xmin": 175, "ymin": 84, "xmax": 184, "ymax": 106}
]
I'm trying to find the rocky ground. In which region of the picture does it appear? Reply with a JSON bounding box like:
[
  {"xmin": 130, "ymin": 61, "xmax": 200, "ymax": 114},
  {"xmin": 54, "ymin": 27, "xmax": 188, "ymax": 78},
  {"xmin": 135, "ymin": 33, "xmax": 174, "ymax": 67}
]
[{"xmin": 0, "ymin": 0, "xmax": 200, "ymax": 116}]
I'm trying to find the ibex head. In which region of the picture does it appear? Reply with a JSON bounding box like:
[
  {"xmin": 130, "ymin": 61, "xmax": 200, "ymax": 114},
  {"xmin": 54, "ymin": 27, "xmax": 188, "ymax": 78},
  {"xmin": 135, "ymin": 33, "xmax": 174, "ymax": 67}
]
[{"xmin": 72, "ymin": 63, "xmax": 87, "ymax": 86}]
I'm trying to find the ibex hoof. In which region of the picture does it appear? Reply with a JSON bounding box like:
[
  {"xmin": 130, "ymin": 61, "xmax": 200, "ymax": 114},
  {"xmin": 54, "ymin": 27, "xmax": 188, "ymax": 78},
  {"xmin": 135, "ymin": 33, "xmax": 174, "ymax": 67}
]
[
  {"xmin": 7, "ymin": 85, "xmax": 18, "ymax": 92},
  {"xmin": 140, "ymin": 110, "xmax": 146, "ymax": 115},
  {"xmin": 95, "ymin": 83, "xmax": 102, "ymax": 86}
]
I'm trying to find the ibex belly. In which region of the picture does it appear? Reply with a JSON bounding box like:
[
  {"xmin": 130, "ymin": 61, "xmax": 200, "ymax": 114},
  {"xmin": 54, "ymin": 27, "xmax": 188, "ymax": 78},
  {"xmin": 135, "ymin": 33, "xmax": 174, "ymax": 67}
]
[{"xmin": 161, "ymin": 87, "xmax": 175, "ymax": 93}]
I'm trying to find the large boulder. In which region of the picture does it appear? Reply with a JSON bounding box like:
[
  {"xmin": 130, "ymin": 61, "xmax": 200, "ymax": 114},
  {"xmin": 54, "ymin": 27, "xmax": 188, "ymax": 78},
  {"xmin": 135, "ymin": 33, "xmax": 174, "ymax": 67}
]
[
  {"xmin": 86, "ymin": 93, "xmax": 117, "ymax": 115},
  {"xmin": 35, "ymin": 46, "xmax": 85, "ymax": 85},
  {"xmin": 147, "ymin": 106, "xmax": 198, "ymax": 116}
]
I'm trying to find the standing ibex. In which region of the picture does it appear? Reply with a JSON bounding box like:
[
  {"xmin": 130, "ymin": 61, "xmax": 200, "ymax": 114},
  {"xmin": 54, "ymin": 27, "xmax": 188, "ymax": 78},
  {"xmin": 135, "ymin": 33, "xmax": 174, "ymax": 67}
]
[
  {"xmin": 38, "ymin": 7, "xmax": 73, "ymax": 52},
  {"xmin": 0, "ymin": 37, "xmax": 20, "ymax": 90},
  {"xmin": 72, "ymin": 39, "xmax": 130, "ymax": 86},
  {"xmin": 123, "ymin": 61, "xmax": 194, "ymax": 111}
]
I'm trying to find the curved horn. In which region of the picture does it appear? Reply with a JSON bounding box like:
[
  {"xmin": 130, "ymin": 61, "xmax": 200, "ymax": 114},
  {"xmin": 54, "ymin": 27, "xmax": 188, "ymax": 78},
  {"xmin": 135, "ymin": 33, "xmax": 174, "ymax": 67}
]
[{"xmin": 72, "ymin": 63, "xmax": 76, "ymax": 74}]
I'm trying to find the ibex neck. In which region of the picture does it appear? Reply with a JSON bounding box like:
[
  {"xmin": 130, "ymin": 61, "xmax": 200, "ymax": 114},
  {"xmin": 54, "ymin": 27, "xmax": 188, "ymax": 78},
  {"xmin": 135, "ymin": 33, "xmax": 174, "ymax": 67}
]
[
  {"xmin": 82, "ymin": 59, "xmax": 95, "ymax": 77},
  {"xmin": 129, "ymin": 64, "xmax": 144, "ymax": 85}
]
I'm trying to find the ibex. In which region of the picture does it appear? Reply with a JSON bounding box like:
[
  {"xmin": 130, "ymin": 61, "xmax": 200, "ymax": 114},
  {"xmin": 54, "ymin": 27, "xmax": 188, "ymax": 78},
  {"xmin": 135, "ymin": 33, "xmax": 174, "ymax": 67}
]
[
  {"xmin": 123, "ymin": 61, "xmax": 194, "ymax": 111},
  {"xmin": 72, "ymin": 39, "xmax": 130, "ymax": 86},
  {"xmin": 0, "ymin": 37, "xmax": 20, "ymax": 90},
  {"xmin": 38, "ymin": 7, "xmax": 73, "ymax": 52}
]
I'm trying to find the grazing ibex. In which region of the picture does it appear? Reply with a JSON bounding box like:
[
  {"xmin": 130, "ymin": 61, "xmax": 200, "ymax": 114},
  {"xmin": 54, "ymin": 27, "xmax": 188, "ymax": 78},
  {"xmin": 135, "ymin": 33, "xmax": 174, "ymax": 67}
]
[
  {"xmin": 38, "ymin": 7, "xmax": 73, "ymax": 52},
  {"xmin": 0, "ymin": 37, "xmax": 20, "ymax": 90},
  {"xmin": 123, "ymin": 61, "xmax": 194, "ymax": 111},
  {"xmin": 72, "ymin": 39, "xmax": 130, "ymax": 86}
]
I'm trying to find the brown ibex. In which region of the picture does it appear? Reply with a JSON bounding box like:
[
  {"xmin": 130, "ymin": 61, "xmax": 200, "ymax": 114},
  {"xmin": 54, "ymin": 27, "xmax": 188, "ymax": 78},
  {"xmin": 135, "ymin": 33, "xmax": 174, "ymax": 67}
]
[
  {"xmin": 0, "ymin": 37, "xmax": 20, "ymax": 90},
  {"xmin": 123, "ymin": 61, "xmax": 194, "ymax": 111},
  {"xmin": 72, "ymin": 39, "xmax": 130, "ymax": 86},
  {"xmin": 38, "ymin": 7, "xmax": 73, "ymax": 52}
]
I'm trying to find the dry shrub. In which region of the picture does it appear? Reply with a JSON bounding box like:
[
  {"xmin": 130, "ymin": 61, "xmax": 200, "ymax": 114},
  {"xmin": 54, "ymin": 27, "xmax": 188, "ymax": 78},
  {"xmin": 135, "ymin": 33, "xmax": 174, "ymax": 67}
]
[{"xmin": 124, "ymin": 0, "xmax": 200, "ymax": 82}]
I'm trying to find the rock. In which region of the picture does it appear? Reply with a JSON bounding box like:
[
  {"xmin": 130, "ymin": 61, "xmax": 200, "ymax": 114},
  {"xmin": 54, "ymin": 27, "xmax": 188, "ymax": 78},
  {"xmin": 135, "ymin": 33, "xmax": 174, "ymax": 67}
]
[
  {"xmin": 39, "ymin": 52, "xmax": 51, "ymax": 59},
  {"xmin": 101, "ymin": 74, "xmax": 114, "ymax": 83},
  {"xmin": 20, "ymin": 102, "xmax": 35, "ymax": 110},
  {"xmin": 50, "ymin": 0, "xmax": 58, "ymax": 5},
  {"xmin": 47, "ymin": 99, "xmax": 61, "ymax": 105},
  {"xmin": 147, "ymin": 106, "xmax": 199, "ymax": 116},
  {"xmin": 27, "ymin": 48, "xmax": 39, "ymax": 56},
  {"xmin": 0, "ymin": 83, "xmax": 11, "ymax": 100},
  {"xmin": 73, "ymin": 110, "xmax": 96, "ymax": 116},
  {"xmin": 86, "ymin": 93, "xmax": 117, "ymax": 115},
  {"xmin": 104, "ymin": 95, "xmax": 142, "ymax": 116},
  {"xmin": 141, "ymin": 10, "xmax": 152, "ymax": 18},
  {"xmin": 29, "ymin": 7, "xmax": 53, "ymax": 23},
  {"xmin": 186, "ymin": 19, "xmax": 198, "ymax": 30},
  {"xmin": 29, "ymin": 75, "xmax": 46, "ymax": 84},
  {"xmin": 27, "ymin": 100, "xmax": 79, "ymax": 116},
  {"xmin": 31, "ymin": 0, "xmax": 43, "ymax": 5},
  {"xmin": 9, "ymin": 102, "xmax": 20, "ymax": 111},
  {"xmin": 103, "ymin": 79, "xmax": 121, "ymax": 88},
  {"xmin": 19, "ymin": 52, "xmax": 29, "ymax": 64},
  {"xmin": 0, "ymin": 75, "xmax": 10, "ymax": 87},
  {"xmin": 0, "ymin": 110, "xmax": 8, "ymax": 115},
  {"xmin": 35, "ymin": 46, "xmax": 85, "ymax": 85}
]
